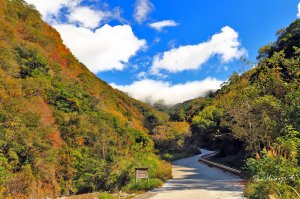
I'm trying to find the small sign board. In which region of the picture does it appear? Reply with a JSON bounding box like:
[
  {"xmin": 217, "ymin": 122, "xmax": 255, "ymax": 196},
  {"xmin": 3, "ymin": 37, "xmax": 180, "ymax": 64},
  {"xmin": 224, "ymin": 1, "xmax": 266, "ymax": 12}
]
[{"xmin": 135, "ymin": 168, "xmax": 149, "ymax": 179}]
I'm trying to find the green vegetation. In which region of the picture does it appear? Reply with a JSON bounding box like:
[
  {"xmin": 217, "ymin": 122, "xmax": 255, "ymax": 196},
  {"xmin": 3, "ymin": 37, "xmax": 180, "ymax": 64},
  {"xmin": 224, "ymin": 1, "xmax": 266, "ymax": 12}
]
[
  {"xmin": 99, "ymin": 192, "xmax": 117, "ymax": 199},
  {"xmin": 2, "ymin": 0, "xmax": 300, "ymax": 198},
  {"xmin": 123, "ymin": 178, "xmax": 163, "ymax": 192},
  {"xmin": 0, "ymin": 0, "xmax": 176, "ymax": 198},
  {"xmin": 245, "ymin": 127, "xmax": 300, "ymax": 198},
  {"xmin": 172, "ymin": 19, "xmax": 300, "ymax": 197},
  {"xmin": 151, "ymin": 121, "xmax": 198, "ymax": 159},
  {"xmin": 160, "ymin": 151, "xmax": 199, "ymax": 162}
]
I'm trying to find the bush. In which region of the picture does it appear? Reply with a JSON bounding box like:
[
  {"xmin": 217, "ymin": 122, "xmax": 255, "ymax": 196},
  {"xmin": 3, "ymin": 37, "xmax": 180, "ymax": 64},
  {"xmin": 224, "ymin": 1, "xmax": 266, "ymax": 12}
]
[
  {"xmin": 245, "ymin": 181, "xmax": 300, "ymax": 199},
  {"xmin": 245, "ymin": 126, "xmax": 300, "ymax": 198},
  {"xmin": 15, "ymin": 46, "xmax": 49, "ymax": 78}
]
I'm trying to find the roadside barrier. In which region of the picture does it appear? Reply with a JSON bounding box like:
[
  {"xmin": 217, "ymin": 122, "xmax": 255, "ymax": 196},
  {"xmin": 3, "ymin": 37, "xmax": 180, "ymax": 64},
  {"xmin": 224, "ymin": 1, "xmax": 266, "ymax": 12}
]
[{"xmin": 199, "ymin": 152, "xmax": 242, "ymax": 176}]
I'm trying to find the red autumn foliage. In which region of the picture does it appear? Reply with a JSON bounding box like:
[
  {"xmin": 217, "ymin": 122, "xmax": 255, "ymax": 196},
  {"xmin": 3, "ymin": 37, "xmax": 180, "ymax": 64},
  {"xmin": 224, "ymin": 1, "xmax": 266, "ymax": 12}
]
[{"xmin": 29, "ymin": 97, "xmax": 62, "ymax": 147}]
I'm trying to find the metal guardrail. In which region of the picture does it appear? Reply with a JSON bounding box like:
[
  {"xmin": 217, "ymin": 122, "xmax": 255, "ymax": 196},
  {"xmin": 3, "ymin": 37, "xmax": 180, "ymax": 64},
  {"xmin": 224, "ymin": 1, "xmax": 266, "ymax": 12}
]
[{"xmin": 199, "ymin": 152, "xmax": 242, "ymax": 176}]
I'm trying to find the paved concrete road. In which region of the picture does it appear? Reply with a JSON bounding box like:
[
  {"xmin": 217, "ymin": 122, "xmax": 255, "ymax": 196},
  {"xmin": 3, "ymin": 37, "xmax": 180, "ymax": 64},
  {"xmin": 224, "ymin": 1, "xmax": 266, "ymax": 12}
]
[{"xmin": 135, "ymin": 149, "xmax": 245, "ymax": 199}]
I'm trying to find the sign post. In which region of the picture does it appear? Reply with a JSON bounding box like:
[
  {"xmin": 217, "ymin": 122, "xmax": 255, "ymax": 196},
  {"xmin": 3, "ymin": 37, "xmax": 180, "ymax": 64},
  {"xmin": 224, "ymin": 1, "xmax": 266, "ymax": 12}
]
[{"xmin": 135, "ymin": 168, "xmax": 149, "ymax": 182}]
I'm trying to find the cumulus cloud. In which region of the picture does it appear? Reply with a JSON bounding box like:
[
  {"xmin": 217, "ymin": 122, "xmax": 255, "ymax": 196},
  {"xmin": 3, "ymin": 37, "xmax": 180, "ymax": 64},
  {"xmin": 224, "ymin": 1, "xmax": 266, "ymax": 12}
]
[
  {"xmin": 24, "ymin": 0, "xmax": 81, "ymax": 18},
  {"xmin": 111, "ymin": 77, "xmax": 223, "ymax": 105},
  {"xmin": 25, "ymin": 0, "xmax": 123, "ymax": 29},
  {"xmin": 297, "ymin": 2, "xmax": 300, "ymax": 18},
  {"xmin": 54, "ymin": 24, "xmax": 146, "ymax": 73},
  {"xmin": 68, "ymin": 6, "xmax": 106, "ymax": 29},
  {"xmin": 149, "ymin": 20, "xmax": 178, "ymax": 31},
  {"xmin": 25, "ymin": 0, "xmax": 144, "ymax": 73},
  {"xmin": 137, "ymin": 71, "xmax": 147, "ymax": 79},
  {"xmin": 134, "ymin": 0, "xmax": 154, "ymax": 24},
  {"xmin": 151, "ymin": 26, "xmax": 246, "ymax": 74}
]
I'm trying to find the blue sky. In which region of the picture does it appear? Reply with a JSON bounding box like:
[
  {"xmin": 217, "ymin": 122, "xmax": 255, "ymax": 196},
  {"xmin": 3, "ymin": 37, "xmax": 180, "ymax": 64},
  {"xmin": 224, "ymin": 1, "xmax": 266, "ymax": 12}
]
[{"xmin": 25, "ymin": 0, "xmax": 300, "ymax": 105}]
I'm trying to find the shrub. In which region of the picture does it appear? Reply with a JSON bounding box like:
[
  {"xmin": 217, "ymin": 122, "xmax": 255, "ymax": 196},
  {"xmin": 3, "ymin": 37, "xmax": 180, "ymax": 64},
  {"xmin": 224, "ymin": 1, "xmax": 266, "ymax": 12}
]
[
  {"xmin": 15, "ymin": 46, "xmax": 49, "ymax": 78},
  {"xmin": 245, "ymin": 126, "xmax": 300, "ymax": 198}
]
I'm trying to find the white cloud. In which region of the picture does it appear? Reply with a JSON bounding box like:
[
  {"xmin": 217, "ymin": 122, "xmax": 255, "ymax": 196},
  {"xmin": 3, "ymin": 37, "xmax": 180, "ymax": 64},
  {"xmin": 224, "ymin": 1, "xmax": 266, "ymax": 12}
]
[
  {"xmin": 297, "ymin": 2, "xmax": 300, "ymax": 18},
  {"xmin": 137, "ymin": 71, "xmax": 147, "ymax": 79},
  {"xmin": 149, "ymin": 20, "xmax": 178, "ymax": 31},
  {"xmin": 24, "ymin": 0, "xmax": 81, "ymax": 18},
  {"xmin": 251, "ymin": 64, "xmax": 258, "ymax": 69},
  {"xmin": 25, "ymin": 0, "xmax": 123, "ymax": 29},
  {"xmin": 151, "ymin": 26, "xmax": 246, "ymax": 74},
  {"xmin": 25, "ymin": 0, "xmax": 144, "ymax": 73},
  {"xmin": 111, "ymin": 77, "xmax": 223, "ymax": 105},
  {"xmin": 68, "ymin": 6, "xmax": 106, "ymax": 29},
  {"xmin": 54, "ymin": 24, "xmax": 146, "ymax": 73},
  {"xmin": 134, "ymin": 0, "xmax": 154, "ymax": 24}
]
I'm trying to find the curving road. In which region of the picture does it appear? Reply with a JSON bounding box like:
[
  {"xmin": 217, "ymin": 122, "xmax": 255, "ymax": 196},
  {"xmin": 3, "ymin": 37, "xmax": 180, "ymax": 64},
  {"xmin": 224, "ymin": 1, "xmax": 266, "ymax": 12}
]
[{"xmin": 135, "ymin": 149, "xmax": 245, "ymax": 199}]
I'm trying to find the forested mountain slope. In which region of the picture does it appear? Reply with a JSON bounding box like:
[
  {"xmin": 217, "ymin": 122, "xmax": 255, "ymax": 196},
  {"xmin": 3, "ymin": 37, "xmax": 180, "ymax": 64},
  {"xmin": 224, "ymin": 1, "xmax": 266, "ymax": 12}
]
[
  {"xmin": 3, "ymin": 0, "xmax": 300, "ymax": 198},
  {"xmin": 0, "ymin": 0, "xmax": 175, "ymax": 197},
  {"xmin": 172, "ymin": 19, "xmax": 300, "ymax": 198}
]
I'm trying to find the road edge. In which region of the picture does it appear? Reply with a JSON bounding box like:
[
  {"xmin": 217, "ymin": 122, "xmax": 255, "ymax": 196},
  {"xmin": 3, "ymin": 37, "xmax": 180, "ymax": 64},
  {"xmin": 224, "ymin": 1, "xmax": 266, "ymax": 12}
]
[{"xmin": 199, "ymin": 152, "xmax": 243, "ymax": 177}]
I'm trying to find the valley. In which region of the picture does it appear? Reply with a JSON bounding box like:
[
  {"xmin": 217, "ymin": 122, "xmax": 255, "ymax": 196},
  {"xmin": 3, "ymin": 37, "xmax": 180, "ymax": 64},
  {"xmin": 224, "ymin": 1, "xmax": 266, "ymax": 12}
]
[{"xmin": 1, "ymin": 0, "xmax": 300, "ymax": 198}]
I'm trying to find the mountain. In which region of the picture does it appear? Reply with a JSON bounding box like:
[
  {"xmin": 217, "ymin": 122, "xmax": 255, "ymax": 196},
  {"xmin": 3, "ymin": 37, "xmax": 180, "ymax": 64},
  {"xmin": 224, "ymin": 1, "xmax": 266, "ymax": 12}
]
[
  {"xmin": 0, "ymin": 0, "xmax": 175, "ymax": 197},
  {"xmin": 172, "ymin": 19, "xmax": 300, "ymax": 197},
  {"xmin": 4, "ymin": 0, "xmax": 299, "ymax": 197}
]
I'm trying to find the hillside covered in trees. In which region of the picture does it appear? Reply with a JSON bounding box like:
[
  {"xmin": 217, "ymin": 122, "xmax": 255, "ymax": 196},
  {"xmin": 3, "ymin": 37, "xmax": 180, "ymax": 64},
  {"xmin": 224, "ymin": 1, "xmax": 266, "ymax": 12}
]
[
  {"xmin": 2, "ymin": 0, "xmax": 300, "ymax": 198},
  {"xmin": 0, "ymin": 0, "xmax": 196, "ymax": 197},
  {"xmin": 171, "ymin": 19, "xmax": 300, "ymax": 198}
]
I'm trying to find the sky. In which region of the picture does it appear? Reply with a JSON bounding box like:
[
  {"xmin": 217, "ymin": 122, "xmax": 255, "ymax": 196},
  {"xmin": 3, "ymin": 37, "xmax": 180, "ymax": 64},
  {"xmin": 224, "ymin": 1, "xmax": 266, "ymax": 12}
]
[{"xmin": 24, "ymin": 0, "xmax": 300, "ymax": 105}]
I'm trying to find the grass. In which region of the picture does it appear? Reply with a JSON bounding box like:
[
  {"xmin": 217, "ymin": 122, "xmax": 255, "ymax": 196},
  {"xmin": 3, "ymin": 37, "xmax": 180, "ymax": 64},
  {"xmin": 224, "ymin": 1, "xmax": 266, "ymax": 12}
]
[
  {"xmin": 244, "ymin": 181, "xmax": 300, "ymax": 199},
  {"xmin": 161, "ymin": 149, "xmax": 200, "ymax": 162},
  {"xmin": 99, "ymin": 192, "xmax": 117, "ymax": 199},
  {"xmin": 123, "ymin": 178, "xmax": 163, "ymax": 192},
  {"xmin": 58, "ymin": 192, "xmax": 100, "ymax": 199}
]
